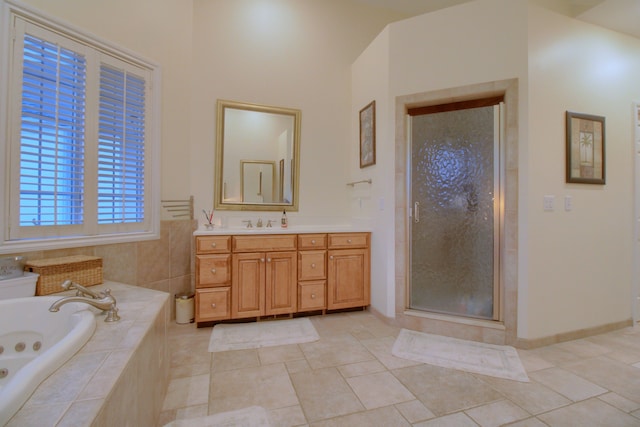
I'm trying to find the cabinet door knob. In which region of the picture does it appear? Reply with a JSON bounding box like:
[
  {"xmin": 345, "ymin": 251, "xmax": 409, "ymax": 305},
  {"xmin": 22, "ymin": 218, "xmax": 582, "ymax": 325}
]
[
  {"xmin": 211, "ymin": 269, "xmax": 216, "ymax": 274},
  {"xmin": 267, "ymin": 258, "xmax": 272, "ymax": 262},
  {"xmin": 311, "ymin": 293, "xmax": 316, "ymax": 299},
  {"xmin": 329, "ymin": 256, "xmax": 334, "ymax": 260},
  {"xmin": 211, "ymin": 242, "xmax": 217, "ymax": 247},
  {"xmin": 211, "ymin": 303, "xmax": 216, "ymax": 308},
  {"xmin": 260, "ymin": 258, "xmax": 265, "ymax": 263},
  {"xmin": 311, "ymin": 263, "xmax": 316, "ymax": 268}
]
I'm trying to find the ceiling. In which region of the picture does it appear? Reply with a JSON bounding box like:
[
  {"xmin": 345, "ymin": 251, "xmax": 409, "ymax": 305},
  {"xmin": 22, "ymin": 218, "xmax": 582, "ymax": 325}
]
[{"xmin": 352, "ymin": 0, "xmax": 640, "ymax": 40}]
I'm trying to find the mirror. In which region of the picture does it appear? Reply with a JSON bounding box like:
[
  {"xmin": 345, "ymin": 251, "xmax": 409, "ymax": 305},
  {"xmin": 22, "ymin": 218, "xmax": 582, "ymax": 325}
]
[{"xmin": 215, "ymin": 99, "xmax": 301, "ymax": 211}]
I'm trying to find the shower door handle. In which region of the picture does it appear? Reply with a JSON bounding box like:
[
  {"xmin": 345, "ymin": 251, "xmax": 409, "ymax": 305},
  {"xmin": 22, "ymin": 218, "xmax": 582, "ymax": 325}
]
[{"xmin": 414, "ymin": 201, "xmax": 420, "ymax": 223}]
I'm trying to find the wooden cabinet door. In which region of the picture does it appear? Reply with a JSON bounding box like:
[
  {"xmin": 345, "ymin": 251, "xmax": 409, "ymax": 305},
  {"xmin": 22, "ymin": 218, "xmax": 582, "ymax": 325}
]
[
  {"xmin": 196, "ymin": 288, "xmax": 231, "ymax": 321},
  {"xmin": 196, "ymin": 254, "xmax": 231, "ymax": 287},
  {"xmin": 265, "ymin": 251, "xmax": 297, "ymax": 315},
  {"xmin": 327, "ymin": 248, "xmax": 370, "ymax": 310},
  {"xmin": 298, "ymin": 250, "xmax": 326, "ymax": 281},
  {"xmin": 298, "ymin": 280, "xmax": 326, "ymax": 311},
  {"xmin": 232, "ymin": 252, "xmax": 265, "ymax": 318}
]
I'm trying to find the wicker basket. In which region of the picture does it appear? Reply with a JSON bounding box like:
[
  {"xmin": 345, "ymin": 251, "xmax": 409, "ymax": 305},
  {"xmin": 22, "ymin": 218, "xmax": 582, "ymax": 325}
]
[{"xmin": 25, "ymin": 255, "xmax": 103, "ymax": 296}]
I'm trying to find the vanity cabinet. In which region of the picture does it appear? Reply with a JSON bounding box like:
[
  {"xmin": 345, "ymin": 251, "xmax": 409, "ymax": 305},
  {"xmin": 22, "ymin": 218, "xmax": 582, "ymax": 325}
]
[
  {"xmin": 194, "ymin": 231, "xmax": 369, "ymax": 325},
  {"xmin": 327, "ymin": 233, "xmax": 370, "ymax": 310}
]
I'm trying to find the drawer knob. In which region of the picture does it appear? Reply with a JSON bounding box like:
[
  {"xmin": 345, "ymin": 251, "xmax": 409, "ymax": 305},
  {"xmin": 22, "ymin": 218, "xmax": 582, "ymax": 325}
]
[
  {"xmin": 311, "ymin": 239, "xmax": 316, "ymax": 244},
  {"xmin": 311, "ymin": 293, "xmax": 316, "ymax": 299},
  {"xmin": 211, "ymin": 303, "xmax": 216, "ymax": 308},
  {"xmin": 311, "ymin": 263, "xmax": 316, "ymax": 268},
  {"xmin": 211, "ymin": 269, "xmax": 216, "ymax": 274},
  {"xmin": 211, "ymin": 242, "xmax": 217, "ymax": 248},
  {"xmin": 347, "ymin": 239, "xmax": 352, "ymax": 244}
]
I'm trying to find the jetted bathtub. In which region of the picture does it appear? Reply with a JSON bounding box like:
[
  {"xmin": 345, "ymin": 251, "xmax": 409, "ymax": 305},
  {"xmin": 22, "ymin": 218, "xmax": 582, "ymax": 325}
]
[{"xmin": 0, "ymin": 296, "xmax": 96, "ymax": 426}]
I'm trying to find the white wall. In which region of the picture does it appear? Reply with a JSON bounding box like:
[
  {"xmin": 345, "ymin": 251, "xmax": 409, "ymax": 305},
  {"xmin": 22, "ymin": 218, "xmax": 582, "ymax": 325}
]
[
  {"xmin": 17, "ymin": 0, "xmax": 195, "ymax": 203},
  {"xmin": 525, "ymin": 4, "xmax": 640, "ymax": 338},
  {"xmin": 189, "ymin": 0, "xmax": 407, "ymax": 225},
  {"xmin": 351, "ymin": 29, "xmax": 392, "ymax": 315},
  {"xmin": 352, "ymin": 0, "xmax": 640, "ymax": 340},
  {"xmin": 352, "ymin": 0, "xmax": 529, "ymax": 319}
]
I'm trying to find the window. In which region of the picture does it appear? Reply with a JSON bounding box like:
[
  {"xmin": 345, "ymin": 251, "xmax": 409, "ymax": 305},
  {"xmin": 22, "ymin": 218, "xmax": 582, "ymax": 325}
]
[{"xmin": 1, "ymin": 3, "xmax": 159, "ymax": 252}]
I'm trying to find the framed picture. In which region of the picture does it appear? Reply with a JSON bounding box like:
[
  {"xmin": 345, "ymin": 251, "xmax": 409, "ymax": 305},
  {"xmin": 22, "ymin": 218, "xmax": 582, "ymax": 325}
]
[
  {"xmin": 566, "ymin": 111, "xmax": 605, "ymax": 184},
  {"xmin": 359, "ymin": 100, "xmax": 376, "ymax": 168}
]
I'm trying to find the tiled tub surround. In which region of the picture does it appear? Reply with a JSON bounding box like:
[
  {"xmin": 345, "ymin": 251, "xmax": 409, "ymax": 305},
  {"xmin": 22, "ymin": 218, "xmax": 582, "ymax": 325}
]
[
  {"xmin": 6, "ymin": 282, "xmax": 170, "ymax": 427},
  {"xmin": 2, "ymin": 219, "xmax": 195, "ymax": 319}
]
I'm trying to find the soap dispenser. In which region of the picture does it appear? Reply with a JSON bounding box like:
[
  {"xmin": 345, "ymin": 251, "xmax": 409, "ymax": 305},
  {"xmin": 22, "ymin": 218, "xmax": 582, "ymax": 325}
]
[{"xmin": 281, "ymin": 210, "xmax": 288, "ymax": 228}]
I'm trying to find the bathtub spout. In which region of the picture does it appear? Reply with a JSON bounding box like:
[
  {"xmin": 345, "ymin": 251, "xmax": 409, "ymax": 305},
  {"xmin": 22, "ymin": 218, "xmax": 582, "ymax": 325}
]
[{"xmin": 49, "ymin": 288, "xmax": 120, "ymax": 322}]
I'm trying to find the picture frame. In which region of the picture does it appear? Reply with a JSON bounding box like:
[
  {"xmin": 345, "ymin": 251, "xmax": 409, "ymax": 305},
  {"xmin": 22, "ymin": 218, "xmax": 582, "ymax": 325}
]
[
  {"xmin": 359, "ymin": 100, "xmax": 376, "ymax": 168},
  {"xmin": 566, "ymin": 111, "xmax": 605, "ymax": 184}
]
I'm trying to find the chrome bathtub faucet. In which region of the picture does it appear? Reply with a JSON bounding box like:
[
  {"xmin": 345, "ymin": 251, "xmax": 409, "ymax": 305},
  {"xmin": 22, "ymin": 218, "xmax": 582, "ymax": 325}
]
[{"xmin": 49, "ymin": 282, "xmax": 120, "ymax": 322}]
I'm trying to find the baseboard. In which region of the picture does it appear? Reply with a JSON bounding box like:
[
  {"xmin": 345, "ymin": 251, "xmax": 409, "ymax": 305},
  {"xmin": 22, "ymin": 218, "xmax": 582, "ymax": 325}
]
[{"xmin": 513, "ymin": 318, "xmax": 633, "ymax": 350}]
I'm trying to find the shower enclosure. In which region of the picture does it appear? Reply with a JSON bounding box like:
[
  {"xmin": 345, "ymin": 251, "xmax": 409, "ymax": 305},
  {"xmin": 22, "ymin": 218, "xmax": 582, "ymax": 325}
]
[{"xmin": 409, "ymin": 100, "xmax": 503, "ymax": 320}]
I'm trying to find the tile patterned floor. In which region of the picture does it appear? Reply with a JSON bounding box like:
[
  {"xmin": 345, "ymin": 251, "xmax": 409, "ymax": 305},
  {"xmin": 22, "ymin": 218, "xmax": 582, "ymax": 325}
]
[{"xmin": 158, "ymin": 312, "xmax": 640, "ymax": 426}]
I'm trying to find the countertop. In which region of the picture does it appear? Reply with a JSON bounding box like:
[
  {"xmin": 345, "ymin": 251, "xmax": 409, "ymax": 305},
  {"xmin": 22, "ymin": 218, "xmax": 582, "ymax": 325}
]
[{"xmin": 193, "ymin": 224, "xmax": 372, "ymax": 236}]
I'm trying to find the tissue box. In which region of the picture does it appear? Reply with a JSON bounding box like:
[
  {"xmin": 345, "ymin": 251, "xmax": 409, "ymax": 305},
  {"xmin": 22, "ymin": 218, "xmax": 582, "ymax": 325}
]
[
  {"xmin": 0, "ymin": 256, "xmax": 26, "ymax": 280},
  {"xmin": 25, "ymin": 255, "xmax": 103, "ymax": 296}
]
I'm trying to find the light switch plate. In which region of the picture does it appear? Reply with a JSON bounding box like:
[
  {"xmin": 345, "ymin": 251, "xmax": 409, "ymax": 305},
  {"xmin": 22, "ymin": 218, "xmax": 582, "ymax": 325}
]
[{"xmin": 543, "ymin": 195, "xmax": 555, "ymax": 211}]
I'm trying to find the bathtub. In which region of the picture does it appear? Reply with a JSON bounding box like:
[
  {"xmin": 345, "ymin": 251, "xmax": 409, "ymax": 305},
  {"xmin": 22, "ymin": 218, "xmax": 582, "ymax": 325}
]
[{"xmin": 0, "ymin": 296, "xmax": 96, "ymax": 426}]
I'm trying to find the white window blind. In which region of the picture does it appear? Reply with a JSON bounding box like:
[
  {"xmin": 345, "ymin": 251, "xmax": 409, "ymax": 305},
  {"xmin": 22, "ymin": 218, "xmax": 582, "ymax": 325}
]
[
  {"xmin": 19, "ymin": 33, "xmax": 86, "ymax": 228},
  {"xmin": 3, "ymin": 7, "xmax": 159, "ymax": 251},
  {"xmin": 98, "ymin": 64, "xmax": 146, "ymax": 225}
]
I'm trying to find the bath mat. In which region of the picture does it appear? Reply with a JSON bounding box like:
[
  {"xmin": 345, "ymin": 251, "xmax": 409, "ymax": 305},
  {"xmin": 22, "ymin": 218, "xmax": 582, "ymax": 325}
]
[
  {"xmin": 208, "ymin": 318, "xmax": 319, "ymax": 352},
  {"xmin": 163, "ymin": 406, "xmax": 271, "ymax": 426},
  {"xmin": 391, "ymin": 329, "xmax": 529, "ymax": 382}
]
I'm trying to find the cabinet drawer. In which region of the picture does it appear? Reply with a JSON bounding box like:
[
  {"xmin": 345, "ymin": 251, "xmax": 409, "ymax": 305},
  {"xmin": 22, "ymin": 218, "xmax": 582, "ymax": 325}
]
[
  {"xmin": 196, "ymin": 236, "xmax": 231, "ymax": 254},
  {"xmin": 328, "ymin": 233, "xmax": 369, "ymax": 249},
  {"xmin": 298, "ymin": 234, "xmax": 327, "ymax": 250},
  {"xmin": 232, "ymin": 235, "xmax": 297, "ymax": 252},
  {"xmin": 196, "ymin": 254, "xmax": 231, "ymax": 287},
  {"xmin": 298, "ymin": 251, "xmax": 326, "ymax": 280},
  {"xmin": 298, "ymin": 280, "xmax": 326, "ymax": 311},
  {"xmin": 196, "ymin": 288, "xmax": 231, "ymax": 321}
]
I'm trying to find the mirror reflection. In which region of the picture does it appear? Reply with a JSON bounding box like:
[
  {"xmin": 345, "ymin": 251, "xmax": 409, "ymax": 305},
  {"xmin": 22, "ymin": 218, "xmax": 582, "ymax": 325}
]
[{"xmin": 215, "ymin": 100, "xmax": 300, "ymax": 211}]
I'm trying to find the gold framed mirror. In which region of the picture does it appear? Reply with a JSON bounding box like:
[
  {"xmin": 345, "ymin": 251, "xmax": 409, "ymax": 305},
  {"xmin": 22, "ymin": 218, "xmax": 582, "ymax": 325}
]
[{"xmin": 215, "ymin": 99, "xmax": 301, "ymax": 211}]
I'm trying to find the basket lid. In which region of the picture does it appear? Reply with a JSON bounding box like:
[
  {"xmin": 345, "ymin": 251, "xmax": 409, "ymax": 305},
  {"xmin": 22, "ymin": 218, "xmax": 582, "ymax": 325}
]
[{"xmin": 175, "ymin": 292, "xmax": 194, "ymax": 300}]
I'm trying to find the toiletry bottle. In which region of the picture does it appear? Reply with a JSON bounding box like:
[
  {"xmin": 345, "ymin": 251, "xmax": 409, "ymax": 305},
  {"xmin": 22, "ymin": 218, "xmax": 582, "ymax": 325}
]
[{"xmin": 281, "ymin": 210, "xmax": 288, "ymax": 228}]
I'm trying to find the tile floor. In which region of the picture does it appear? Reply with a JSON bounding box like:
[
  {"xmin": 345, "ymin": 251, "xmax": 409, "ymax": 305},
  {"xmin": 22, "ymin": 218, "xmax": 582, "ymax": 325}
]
[{"xmin": 158, "ymin": 311, "xmax": 640, "ymax": 426}]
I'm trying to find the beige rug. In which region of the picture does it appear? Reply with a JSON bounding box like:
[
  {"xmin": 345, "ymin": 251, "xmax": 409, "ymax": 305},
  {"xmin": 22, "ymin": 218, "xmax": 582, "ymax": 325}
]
[
  {"xmin": 163, "ymin": 406, "xmax": 271, "ymax": 426},
  {"xmin": 208, "ymin": 318, "xmax": 319, "ymax": 352},
  {"xmin": 392, "ymin": 329, "xmax": 529, "ymax": 382}
]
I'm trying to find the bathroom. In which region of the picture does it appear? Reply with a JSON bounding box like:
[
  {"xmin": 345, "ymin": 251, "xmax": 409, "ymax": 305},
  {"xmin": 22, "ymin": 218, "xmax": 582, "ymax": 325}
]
[{"xmin": 1, "ymin": 0, "xmax": 640, "ymax": 424}]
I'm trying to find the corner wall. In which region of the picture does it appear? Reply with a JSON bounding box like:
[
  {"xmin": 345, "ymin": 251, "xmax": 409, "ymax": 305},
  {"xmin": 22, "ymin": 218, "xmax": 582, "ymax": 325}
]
[
  {"xmin": 189, "ymin": 0, "xmax": 407, "ymax": 225},
  {"xmin": 352, "ymin": 0, "xmax": 528, "ymax": 343},
  {"xmin": 524, "ymin": 4, "xmax": 640, "ymax": 340}
]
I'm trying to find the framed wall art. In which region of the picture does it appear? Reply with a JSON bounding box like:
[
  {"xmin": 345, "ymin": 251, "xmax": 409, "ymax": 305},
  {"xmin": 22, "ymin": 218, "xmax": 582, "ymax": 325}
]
[
  {"xmin": 566, "ymin": 111, "xmax": 605, "ymax": 184},
  {"xmin": 359, "ymin": 100, "xmax": 376, "ymax": 168}
]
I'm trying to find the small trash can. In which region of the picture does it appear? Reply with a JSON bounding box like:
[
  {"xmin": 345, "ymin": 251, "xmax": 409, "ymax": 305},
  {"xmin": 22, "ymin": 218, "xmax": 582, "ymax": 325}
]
[{"xmin": 175, "ymin": 292, "xmax": 194, "ymax": 324}]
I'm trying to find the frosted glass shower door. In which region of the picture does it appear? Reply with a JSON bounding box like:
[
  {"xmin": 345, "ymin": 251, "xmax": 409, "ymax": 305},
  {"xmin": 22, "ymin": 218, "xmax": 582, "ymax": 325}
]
[{"xmin": 409, "ymin": 104, "xmax": 501, "ymax": 320}]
